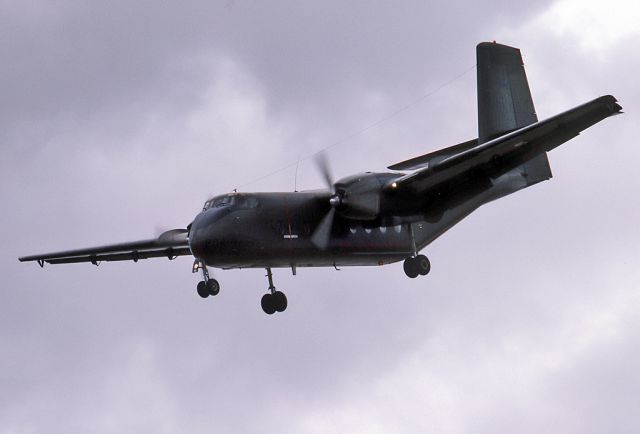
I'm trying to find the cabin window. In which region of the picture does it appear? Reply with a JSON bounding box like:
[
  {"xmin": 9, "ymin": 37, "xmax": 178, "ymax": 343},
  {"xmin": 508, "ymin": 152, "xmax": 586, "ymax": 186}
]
[
  {"xmin": 379, "ymin": 226, "xmax": 387, "ymax": 233},
  {"xmin": 394, "ymin": 225, "xmax": 402, "ymax": 233}
]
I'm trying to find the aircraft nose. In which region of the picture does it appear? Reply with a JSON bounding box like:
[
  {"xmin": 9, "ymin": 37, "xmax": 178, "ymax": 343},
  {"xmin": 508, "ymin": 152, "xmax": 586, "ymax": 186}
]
[
  {"xmin": 188, "ymin": 208, "xmax": 230, "ymax": 259},
  {"xmin": 188, "ymin": 213, "xmax": 209, "ymax": 258}
]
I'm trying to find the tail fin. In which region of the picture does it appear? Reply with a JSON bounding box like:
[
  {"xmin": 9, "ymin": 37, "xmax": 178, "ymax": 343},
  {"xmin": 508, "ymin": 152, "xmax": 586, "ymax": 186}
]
[
  {"xmin": 477, "ymin": 42, "xmax": 537, "ymax": 142},
  {"xmin": 477, "ymin": 42, "xmax": 552, "ymax": 186}
]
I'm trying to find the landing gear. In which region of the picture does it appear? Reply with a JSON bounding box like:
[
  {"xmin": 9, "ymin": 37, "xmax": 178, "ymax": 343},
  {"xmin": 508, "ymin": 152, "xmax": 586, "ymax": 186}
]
[
  {"xmin": 261, "ymin": 268, "xmax": 288, "ymax": 314},
  {"xmin": 193, "ymin": 258, "xmax": 220, "ymax": 298},
  {"xmin": 404, "ymin": 224, "xmax": 431, "ymax": 279},
  {"xmin": 261, "ymin": 291, "xmax": 287, "ymax": 315},
  {"xmin": 403, "ymin": 255, "xmax": 431, "ymax": 278}
]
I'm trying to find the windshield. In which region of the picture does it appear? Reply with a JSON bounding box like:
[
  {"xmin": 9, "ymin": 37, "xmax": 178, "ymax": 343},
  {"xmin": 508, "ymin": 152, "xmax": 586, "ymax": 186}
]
[
  {"xmin": 202, "ymin": 194, "xmax": 259, "ymax": 211},
  {"xmin": 202, "ymin": 195, "xmax": 234, "ymax": 211}
]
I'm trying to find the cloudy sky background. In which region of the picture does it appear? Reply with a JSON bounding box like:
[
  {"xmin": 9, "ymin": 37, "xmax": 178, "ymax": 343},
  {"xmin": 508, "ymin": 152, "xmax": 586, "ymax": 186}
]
[{"xmin": 2, "ymin": 0, "xmax": 639, "ymax": 432}]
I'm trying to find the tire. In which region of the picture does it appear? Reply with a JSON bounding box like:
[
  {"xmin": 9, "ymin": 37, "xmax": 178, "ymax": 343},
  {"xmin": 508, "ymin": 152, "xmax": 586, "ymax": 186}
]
[
  {"xmin": 197, "ymin": 281, "xmax": 209, "ymax": 298},
  {"xmin": 273, "ymin": 291, "xmax": 288, "ymax": 312},
  {"xmin": 206, "ymin": 279, "xmax": 220, "ymax": 296},
  {"xmin": 261, "ymin": 293, "xmax": 276, "ymax": 315},
  {"xmin": 403, "ymin": 258, "xmax": 419, "ymax": 278},
  {"xmin": 416, "ymin": 255, "xmax": 431, "ymax": 276}
]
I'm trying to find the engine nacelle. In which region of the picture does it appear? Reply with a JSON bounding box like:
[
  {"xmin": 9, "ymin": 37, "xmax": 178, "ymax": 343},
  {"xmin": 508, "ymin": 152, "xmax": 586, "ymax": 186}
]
[{"xmin": 332, "ymin": 172, "xmax": 398, "ymax": 220}]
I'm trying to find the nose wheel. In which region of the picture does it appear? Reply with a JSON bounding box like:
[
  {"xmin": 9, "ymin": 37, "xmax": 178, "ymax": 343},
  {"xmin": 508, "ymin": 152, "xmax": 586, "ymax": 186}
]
[
  {"xmin": 403, "ymin": 254, "xmax": 431, "ymax": 278},
  {"xmin": 261, "ymin": 268, "xmax": 287, "ymax": 314},
  {"xmin": 194, "ymin": 259, "xmax": 221, "ymax": 298}
]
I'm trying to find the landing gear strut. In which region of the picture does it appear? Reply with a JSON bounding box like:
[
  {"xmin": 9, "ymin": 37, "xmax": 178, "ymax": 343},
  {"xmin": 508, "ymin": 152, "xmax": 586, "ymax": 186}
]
[
  {"xmin": 193, "ymin": 259, "xmax": 220, "ymax": 298},
  {"xmin": 260, "ymin": 268, "xmax": 287, "ymax": 315}
]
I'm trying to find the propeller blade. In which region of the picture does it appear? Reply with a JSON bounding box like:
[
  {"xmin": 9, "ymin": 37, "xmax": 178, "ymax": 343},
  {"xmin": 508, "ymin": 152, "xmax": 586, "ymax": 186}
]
[
  {"xmin": 311, "ymin": 208, "xmax": 336, "ymax": 250},
  {"xmin": 314, "ymin": 152, "xmax": 334, "ymax": 190}
]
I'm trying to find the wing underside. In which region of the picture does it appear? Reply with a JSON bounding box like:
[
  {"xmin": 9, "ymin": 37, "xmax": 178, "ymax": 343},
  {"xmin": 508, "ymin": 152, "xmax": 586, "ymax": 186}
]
[{"xmin": 19, "ymin": 229, "xmax": 191, "ymax": 266}]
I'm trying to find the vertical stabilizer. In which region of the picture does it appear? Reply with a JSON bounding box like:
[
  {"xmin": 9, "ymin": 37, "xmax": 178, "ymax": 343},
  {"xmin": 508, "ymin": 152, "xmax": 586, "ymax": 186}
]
[
  {"xmin": 477, "ymin": 42, "xmax": 537, "ymax": 143},
  {"xmin": 477, "ymin": 42, "xmax": 552, "ymax": 186}
]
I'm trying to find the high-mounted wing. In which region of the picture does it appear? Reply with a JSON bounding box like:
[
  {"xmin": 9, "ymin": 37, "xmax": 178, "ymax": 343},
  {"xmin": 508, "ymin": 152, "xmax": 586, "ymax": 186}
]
[
  {"xmin": 385, "ymin": 95, "xmax": 622, "ymax": 195},
  {"xmin": 388, "ymin": 138, "xmax": 478, "ymax": 171},
  {"xmin": 19, "ymin": 229, "xmax": 191, "ymax": 267}
]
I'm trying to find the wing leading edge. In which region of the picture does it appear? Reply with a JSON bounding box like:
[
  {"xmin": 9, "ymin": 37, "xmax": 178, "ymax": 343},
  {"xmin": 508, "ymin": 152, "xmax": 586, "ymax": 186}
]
[
  {"xmin": 388, "ymin": 138, "xmax": 479, "ymax": 171},
  {"xmin": 386, "ymin": 95, "xmax": 622, "ymax": 194},
  {"xmin": 19, "ymin": 229, "xmax": 191, "ymax": 267}
]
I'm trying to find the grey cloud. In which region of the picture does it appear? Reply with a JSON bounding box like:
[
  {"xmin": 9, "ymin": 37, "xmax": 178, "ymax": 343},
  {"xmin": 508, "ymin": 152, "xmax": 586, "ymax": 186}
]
[
  {"xmin": 2, "ymin": 1, "xmax": 638, "ymax": 433},
  {"xmin": 2, "ymin": 1, "xmax": 553, "ymax": 152}
]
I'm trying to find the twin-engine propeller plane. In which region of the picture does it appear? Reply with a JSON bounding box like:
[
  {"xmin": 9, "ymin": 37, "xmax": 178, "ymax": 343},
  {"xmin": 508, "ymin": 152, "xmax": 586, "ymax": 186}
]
[{"xmin": 20, "ymin": 42, "xmax": 622, "ymax": 314}]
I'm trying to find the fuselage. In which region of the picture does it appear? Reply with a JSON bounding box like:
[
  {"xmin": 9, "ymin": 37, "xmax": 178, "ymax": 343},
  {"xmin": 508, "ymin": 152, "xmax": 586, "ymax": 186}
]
[
  {"xmin": 188, "ymin": 190, "xmax": 417, "ymax": 269},
  {"xmin": 188, "ymin": 164, "xmax": 542, "ymax": 270}
]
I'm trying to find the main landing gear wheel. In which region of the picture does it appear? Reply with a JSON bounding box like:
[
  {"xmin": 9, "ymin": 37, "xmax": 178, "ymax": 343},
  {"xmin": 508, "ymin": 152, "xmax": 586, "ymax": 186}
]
[
  {"xmin": 261, "ymin": 293, "xmax": 275, "ymax": 315},
  {"xmin": 260, "ymin": 291, "xmax": 287, "ymax": 315},
  {"xmin": 403, "ymin": 255, "xmax": 431, "ymax": 278},
  {"xmin": 206, "ymin": 279, "xmax": 220, "ymax": 296},
  {"xmin": 261, "ymin": 291, "xmax": 288, "ymax": 315},
  {"xmin": 416, "ymin": 255, "xmax": 431, "ymax": 275},
  {"xmin": 261, "ymin": 268, "xmax": 288, "ymax": 315},
  {"xmin": 273, "ymin": 291, "xmax": 287, "ymax": 312},
  {"xmin": 197, "ymin": 281, "xmax": 209, "ymax": 298}
]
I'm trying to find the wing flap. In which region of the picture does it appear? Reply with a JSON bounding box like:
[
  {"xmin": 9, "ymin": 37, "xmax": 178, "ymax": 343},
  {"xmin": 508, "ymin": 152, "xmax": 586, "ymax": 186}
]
[
  {"xmin": 44, "ymin": 247, "xmax": 193, "ymax": 265},
  {"xmin": 388, "ymin": 95, "xmax": 621, "ymax": 193},
  {"xmin": 19, "ymin": 229, "xmax": 191, "ymax": 266}
]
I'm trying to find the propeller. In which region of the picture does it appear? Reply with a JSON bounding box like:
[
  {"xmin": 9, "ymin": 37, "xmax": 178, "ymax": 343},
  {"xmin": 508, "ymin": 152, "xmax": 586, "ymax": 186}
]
[
  {"xmin": 310, "ymin": 206, "xmax": 336, "ymax": 249},
  {"xmin": 310, "ymin": 152, "xmax": 382, "ymax": 249},
  {"xmin": 315, "ymin": 152, "xmax": 334, "ymax": 191},
  {"xmin": 311, "ymin": 153, "xmax": 338, "ymax": 249}
]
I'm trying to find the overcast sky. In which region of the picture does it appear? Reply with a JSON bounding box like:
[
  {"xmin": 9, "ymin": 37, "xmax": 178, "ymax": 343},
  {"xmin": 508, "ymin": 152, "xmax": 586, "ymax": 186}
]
[{"xmin": 2, "ymin": 1, "xmax": 639, "ymax": 433}]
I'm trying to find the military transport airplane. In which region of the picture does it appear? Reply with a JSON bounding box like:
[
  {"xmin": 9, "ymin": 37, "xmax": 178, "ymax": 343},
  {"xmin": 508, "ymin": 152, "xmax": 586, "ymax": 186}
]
[{"xmin": 19, "ymin": 42, "xmax": 622, "ymax": 314}]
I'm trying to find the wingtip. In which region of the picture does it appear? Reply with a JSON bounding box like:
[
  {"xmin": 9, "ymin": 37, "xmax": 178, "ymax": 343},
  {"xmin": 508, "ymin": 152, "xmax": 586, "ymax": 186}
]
[
  {"xmin": 598, "ymin": 95, "xmax": 622, "ymax": 114},
  {"xmin": 609, "ymin": 98, "xmax": 623, "ymax": 114}
]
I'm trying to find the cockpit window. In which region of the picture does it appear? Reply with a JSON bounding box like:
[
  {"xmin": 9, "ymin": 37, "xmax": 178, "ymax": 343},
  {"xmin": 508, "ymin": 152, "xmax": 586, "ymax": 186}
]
[
  {"xmin": 202, "ymin": 195, "xmax": 234, "ymax": 211},
  {"xmin": 213, "ymin": 196, "xmax": 234, "ymax": 207},
  {"xmin": 235, "ymin": 195, "xmax": 260, "ymax": 209},
  {"xmin": 203, "ymin": 194, "xmax": 259, "ymax": 211}
]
